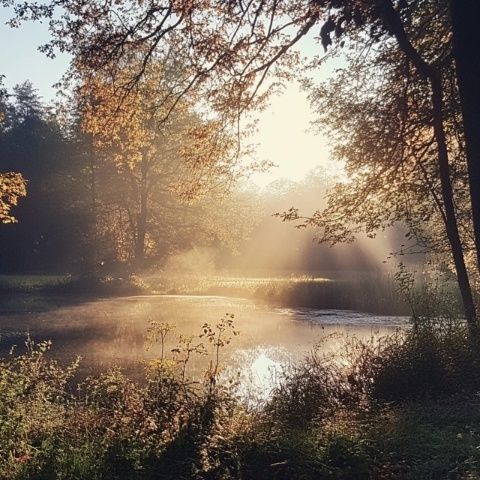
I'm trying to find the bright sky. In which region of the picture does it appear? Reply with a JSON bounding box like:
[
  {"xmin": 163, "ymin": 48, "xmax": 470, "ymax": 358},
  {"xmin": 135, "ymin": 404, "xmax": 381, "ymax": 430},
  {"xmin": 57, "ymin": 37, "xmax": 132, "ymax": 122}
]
[
  {"xmin": 252, "ymin": 85, "xmax": 336, "ymax": 187},
  {"xmin": 0, "ymin": 7, "xmax": 338, "ymax": 188},
  {"xmin": 0, "ymin": 7, "xmax": 70, "ymax": 99}
]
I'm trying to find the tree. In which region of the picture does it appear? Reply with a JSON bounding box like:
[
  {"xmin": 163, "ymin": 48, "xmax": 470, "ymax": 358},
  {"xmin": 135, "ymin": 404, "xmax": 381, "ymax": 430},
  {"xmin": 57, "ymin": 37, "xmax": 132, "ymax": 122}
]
[
  {"xmin": 0, "ymin": 172, "xmax": 26, "ymax": 224},
  {"xmin": 0, "ymin": 81, "xmax": 86, "ymax": 271},
  {"xmin": 11, "ymin": 0, "xmax": 480, "ymax": 336},
  {"xmin": 450, "ymin": 0, "xmax": 480, "ymax": 270},
  {"xmin": 292, "ymin": 34, "xmax": 472, "ymax": 271},
  {"xmin": 0, "ymin": 76, "xmax": 26, "ymax": 225},
  {"xmin": 77, "ymin": 58, "xmax": 251, "ymax": 268},
  {"xmin": 369, "ymin": 0, "xmax": 478, "ymax": 338}
]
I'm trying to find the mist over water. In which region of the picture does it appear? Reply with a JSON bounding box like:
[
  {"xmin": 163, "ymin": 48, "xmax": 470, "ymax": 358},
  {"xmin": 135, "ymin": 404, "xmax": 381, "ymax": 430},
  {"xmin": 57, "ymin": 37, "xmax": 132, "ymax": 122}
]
[{"xmin": 0, "ymin": 294, "xmax": 408, "ymax": 392}]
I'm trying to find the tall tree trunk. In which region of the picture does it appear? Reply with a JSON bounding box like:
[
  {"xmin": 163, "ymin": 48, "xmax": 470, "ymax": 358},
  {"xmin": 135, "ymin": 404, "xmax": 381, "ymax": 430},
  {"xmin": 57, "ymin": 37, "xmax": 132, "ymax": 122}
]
[
  {"xmin": 450, "ymin": 0, "xmax": 480, "ymax": 271},
  {"xmin": 134, "ymin": 192, "xmax": 147, "ymax": 269},
  {"xmin": 134, "ymin": 162, "xmax": 148, "ymax": 269},
  {"xmin": 431, "ymin": 74, "xmax": 479, "ymax": 342},
  {"xmin": 88, "ymin": 141, "xmax": 98, "ymax": 272},
  {"xmin": 379, "ymin": 0, "xmax": 479, "ymax": 342}
]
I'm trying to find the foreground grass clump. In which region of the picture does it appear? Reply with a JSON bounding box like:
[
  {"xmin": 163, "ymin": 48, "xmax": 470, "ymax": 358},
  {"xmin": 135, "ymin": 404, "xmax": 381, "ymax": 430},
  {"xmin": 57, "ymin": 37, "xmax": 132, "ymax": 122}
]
[{"xmin": 1, "ymin": 319, "xmax": 480, "ymax": 479}]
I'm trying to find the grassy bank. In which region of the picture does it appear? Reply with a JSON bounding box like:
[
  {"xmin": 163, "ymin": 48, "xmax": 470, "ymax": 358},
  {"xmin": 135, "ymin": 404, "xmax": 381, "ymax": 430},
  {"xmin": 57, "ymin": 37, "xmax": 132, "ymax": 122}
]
[
  {"xmin": 0, "ymin": 274, "xmax": 147, "ymax": 297},
  {"xmin": 0, "ymin": 275, "xmax": 70, "ymax": 293},
  {"xmin": 1, "ymin": 316, "xmax": 479, "ymax": 479},
  {"xmin": 148, "ymin": 273, "xmax": 411, "ymax": 315},
  {"xmin": 0, "ymin": 273, "xmax": 410, "ymax": 315},
  {"xmin": 0, "ymin": 271, "xmax": 460, "ymax": 317}
]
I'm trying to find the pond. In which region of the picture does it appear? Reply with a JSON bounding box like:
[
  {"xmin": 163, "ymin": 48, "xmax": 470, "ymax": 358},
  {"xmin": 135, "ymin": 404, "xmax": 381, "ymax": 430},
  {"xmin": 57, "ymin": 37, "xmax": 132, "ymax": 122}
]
[{"xmin": 0, "ymin": 294, "xmax": 409, "ymax": 395}]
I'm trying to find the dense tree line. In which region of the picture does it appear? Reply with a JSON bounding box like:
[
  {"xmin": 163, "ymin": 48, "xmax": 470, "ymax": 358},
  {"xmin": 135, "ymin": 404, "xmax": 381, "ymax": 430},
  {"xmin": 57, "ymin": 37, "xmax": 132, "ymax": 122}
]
[
  {"xmin": 0, "ymin": 81, "xmax": 86, "ymax": 272},
  {"xmin": 0, "ymin": 80, "xmax": 256, "ymax": 274},
  {"xmin": 0, "ymin": 78, "xmax": 392, "ymax": 277}
]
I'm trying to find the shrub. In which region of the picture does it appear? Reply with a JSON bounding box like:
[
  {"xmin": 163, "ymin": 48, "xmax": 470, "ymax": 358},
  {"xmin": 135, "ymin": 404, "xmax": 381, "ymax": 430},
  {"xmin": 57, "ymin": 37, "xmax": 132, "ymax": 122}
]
[
  {"xmin": 370, "ymin": 326, "xmax": 480, "ymax": 401},
  {"xmin": 2, "ymin": 310, "xmax": 480, "ymax": 479}
]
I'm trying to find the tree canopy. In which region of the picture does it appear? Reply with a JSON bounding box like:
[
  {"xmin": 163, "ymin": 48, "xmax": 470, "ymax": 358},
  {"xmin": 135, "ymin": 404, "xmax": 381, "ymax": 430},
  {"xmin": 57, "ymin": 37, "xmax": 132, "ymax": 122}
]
[
  {"xmin": 0, "ymin": 76, "xmax": 26, "ymax": 224},
  {"xmin": 4, "ymin": 0, "xmax": 480, "ymax": 338}
]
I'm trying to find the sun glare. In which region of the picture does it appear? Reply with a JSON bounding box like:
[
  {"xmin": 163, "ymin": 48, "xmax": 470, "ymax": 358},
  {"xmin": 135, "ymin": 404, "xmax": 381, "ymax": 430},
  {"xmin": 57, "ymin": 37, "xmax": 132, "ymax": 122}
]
[{"xmin": 250, "ymin": 83, "xmax": 342, "ymax": 188}]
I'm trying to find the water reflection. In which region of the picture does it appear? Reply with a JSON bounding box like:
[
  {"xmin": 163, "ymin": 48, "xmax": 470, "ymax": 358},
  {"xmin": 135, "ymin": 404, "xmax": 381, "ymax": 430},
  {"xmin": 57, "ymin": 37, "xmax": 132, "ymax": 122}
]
[
  {"xmin": 0, "ymin": 294, "xmax": 408, "ymax": 382},
  {"xmin": 226, "ymin": 346, "xmax": 290, "ymax": 402}
]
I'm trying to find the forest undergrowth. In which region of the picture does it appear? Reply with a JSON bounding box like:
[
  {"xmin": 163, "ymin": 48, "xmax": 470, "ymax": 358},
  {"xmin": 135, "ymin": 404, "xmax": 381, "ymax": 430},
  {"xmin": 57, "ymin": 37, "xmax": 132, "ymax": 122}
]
[{"xmin": 1, "ymin": 284, "xmax": 480, "ymax": 479}]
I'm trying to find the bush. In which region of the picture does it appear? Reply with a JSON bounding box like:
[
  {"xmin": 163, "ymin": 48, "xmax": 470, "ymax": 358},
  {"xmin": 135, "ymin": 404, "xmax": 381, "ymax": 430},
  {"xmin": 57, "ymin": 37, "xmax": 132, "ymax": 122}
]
[
  {"xmin": 2, "ymin": 312, "xmax": 480, "ymax": 479},
  {"xmin": 0, "ymin": 317, "xmax": 250, "ymax": 479},
  {"xmin": 371, "ymin": 326, "xmax": 480, "ymax": 401}
]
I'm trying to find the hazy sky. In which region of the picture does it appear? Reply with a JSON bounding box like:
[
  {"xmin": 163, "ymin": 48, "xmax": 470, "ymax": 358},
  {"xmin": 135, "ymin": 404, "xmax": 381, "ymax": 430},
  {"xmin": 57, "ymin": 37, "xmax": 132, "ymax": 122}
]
[{"xmin": 0, "ymin": 7, "xmax": 338, "ymax": 187}]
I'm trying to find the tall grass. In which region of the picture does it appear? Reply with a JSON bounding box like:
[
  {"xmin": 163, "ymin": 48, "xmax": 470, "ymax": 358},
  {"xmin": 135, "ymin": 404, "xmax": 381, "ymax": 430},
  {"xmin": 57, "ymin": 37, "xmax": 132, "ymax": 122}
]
[
  {"xmin": 149, "ymin": 273, "xmax": 410, "ymax": 315},
  {"xmin": 0, "ymin": 271, "xmax": 419, "ymax": 316}
]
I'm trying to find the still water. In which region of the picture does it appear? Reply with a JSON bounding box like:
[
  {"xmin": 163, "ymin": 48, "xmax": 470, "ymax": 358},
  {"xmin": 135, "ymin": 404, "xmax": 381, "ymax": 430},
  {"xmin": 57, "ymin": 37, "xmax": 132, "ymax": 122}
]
[{"xmin": 0, "ymin": 294, "xmax": 408, "ymax": 393}]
